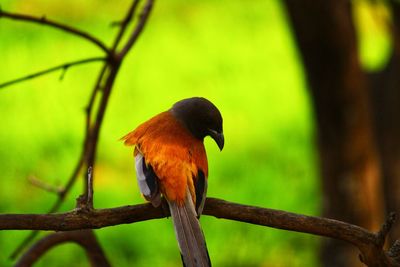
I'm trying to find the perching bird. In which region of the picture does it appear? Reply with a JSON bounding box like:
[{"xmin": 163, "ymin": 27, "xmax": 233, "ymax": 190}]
[{"xmin": 122, "ymin": 97, "xmax": 223, "ymax": 267}]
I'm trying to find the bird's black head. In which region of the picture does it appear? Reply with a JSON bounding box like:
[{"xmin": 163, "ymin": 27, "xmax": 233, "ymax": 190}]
[{"xmin": 171, "ymin": 97, "xmax": 224, "ymax": 150}]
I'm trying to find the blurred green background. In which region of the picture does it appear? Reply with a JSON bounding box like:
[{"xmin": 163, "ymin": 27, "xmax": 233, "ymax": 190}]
[{"xmin": 0, "ymin": 0, "xmax": 389, "ymax": 266}]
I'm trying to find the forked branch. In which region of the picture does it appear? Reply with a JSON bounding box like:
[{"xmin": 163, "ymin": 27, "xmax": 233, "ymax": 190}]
[{"xmin": 3, "ymin": 0, "xmax": 155, "ymax": 259}]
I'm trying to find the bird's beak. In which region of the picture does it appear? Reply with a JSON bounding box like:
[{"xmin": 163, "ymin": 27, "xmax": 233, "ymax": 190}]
[{"xmin": 208, "ymin": 129, "xmax": 224, "ymax": 151}]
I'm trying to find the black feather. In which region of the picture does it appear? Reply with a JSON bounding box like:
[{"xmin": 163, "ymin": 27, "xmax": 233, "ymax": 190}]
[
  {"xmin": 194, "ymin": 170, "xmax": 207, "ymax": 216},
  {"xmin": 141, "ymin": 158, "xmax": 158, "ymax": 196},
  {"xmin": 134, "ymin": 152, "xmax": 161, "ymax": 207}
]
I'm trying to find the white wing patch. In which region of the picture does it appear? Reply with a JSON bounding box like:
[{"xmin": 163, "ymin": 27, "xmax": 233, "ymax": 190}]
[
  {"xmin": 135, "ymin": 152, "xmax": 151, "ymax": 197},
  {"xmin": 134, "ymin": 151, "xmax": 161, "ymax": 207}
]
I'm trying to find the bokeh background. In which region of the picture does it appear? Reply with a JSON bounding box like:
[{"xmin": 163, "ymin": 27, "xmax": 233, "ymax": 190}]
[{"xmin": 0, "ymin": 0, "xmax": 390, "ymax": 266}]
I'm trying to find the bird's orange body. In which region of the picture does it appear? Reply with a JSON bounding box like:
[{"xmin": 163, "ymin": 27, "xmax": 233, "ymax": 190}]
[
  {"xmin": 123, "ymin": 97, "xmax": 223, "ymax": 267},
  {"xmin": 123, "ymin": 111, "xmax": 208, "ymax": 205}
]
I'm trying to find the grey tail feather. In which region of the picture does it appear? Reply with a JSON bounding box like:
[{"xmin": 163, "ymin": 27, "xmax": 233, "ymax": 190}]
[{"xmin": 168, "ymin": 190, "xmax": 211, "ymax": 267}]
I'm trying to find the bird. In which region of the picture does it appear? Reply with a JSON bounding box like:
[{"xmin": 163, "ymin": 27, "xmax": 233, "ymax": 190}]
[{"xmin": 122, "ymin": 97, "xmax": 224, "ymax": 267}]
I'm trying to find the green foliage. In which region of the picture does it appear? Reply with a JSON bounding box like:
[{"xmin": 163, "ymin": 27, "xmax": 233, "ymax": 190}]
[
  {"xmin": 353, "ymin": 0, "xmax": 392, "ymax": 70},
  {"xmin": 0, "ymin": 0, "xmax": 321, "ymax": 266}
]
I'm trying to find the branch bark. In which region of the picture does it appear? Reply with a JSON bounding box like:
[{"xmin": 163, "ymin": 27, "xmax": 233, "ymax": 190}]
[
  {"xmin": 1, "ymin": 198, "xmax": 399, "ymax": 266},
  {"xmin": 369, "ymin": 0, "xmax": 400, "ymax": 245},
  {"xmin": 8, "ymin": 0, "xmax": 155, "ymax": 258},
  {"xmin": 0, "ymin": 9, "xmax": 109, "ymax": 53},
  {"xmin": 15, "ymin": 230, "xmax": 111, "ymax": 267},
  {"xmin": 0, "ymin": 57, "xmax": 106, "ymax": 90}
]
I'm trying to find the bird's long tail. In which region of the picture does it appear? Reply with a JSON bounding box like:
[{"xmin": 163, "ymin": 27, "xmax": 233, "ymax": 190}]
[{"xmin": 167, "ymin": 190, "xmax": 211, "ymax": 267}]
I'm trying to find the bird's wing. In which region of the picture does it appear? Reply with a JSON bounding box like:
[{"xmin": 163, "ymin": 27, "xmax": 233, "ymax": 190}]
[{"xmin": 134, "ymin": 148, "xmax": 161, "ymax": 207}]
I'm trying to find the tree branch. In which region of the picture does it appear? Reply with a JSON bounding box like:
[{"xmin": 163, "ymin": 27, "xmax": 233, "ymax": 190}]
[
  {"xmin": 0, "ymin": 57, "xmax": 106, "ymax": 90},
  {"xmin": 85, "ymin": 0, "xmax": 154, "ymax": 179},
  {"xmin": 1, "ymin": 198, "xmax": 399, "ymax": 266},
  {"xmin": 15, "ymin": 230, "xmax": 111, "ymax": 267},
  {"xmin": 82, "ymin": 0, "xmax": 142, "ymax": 133},
  {"xmin": 9, "ymin": 0, "xmax": 155, "ymax": 258},
  {"xmin": 28, "ymin": 176, "xmax": 64, "ymax": 196},
  {"xmin": 111, "ymin": 0, "xmax": 141, "ymax": 51},
  {"xmin": 118, "ymin": 0, "xmax": 154, "ymax": 59},
  {"xmin": 0, "ymin": 9, "xmax": 109, "ymax": 54},
  {"xmin": 0, "ymin": 201, "xmax": 162, "ymax": 231},
  {"xmin": 10, "ymin": 152, "xmax": 86, "ymax": 259},
  {"xmin": 84, "ymin": 0, "xmax": 141, "ymax": 132},
  {"xmin": 206, "ymin": 199, "xmax": 399, "ymax": 266}
]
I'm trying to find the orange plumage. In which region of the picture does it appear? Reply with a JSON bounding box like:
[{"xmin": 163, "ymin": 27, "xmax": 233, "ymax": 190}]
[
  {"xmin": 122, "ymin": 111, "xmax": 208, "ymax": 205},
  {"xmin": 122, "ymin": 97, "xmax": 223, "ymax": 267}
]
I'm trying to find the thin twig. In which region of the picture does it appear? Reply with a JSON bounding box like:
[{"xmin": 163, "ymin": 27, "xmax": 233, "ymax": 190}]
[
  {"xmin": 85, "ymin": 64, "xmax": 109, "ymax": 133},
  {"xmin": 111, "ymin": 0, "xmax": 141, "ymax": 51},
  {"xmin": 85, "ymin": 65, "xmax": 121, "ymax": 169},
  {"xmin": 84, "ymin": 0, "xmax": 147, "ymax": 167},
  {"xmin": 10, "ymin": 153, "xmax": 85, "ymax": 259},
  {"xmin": 0, "ymin": 57, "xmax": 106, "ymax": 90},
  {"xmin": 83, "ymin": 0, "xmax": 141, "ymax": 132},
  {"xmin": 118, "ymin": 0, "xmax": 154, "ymax": 59},
  {"xmin": 28, "ymin": 176, "xmax": 64, "ymax": 195},
  {"xmin": 86, "ymin": 167, "xmax": 94, "ymax": 209},
  {"xmin": 85, "ymin": 0, "xmax": 155, "ymax": 178},
  {"xmin": 0, "ymin": 10, "xmax": 109, "ymax": 53}
]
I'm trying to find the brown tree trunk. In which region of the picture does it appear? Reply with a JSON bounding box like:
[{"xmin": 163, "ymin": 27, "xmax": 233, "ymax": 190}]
[
  {"xmin": 283, "ymin": 1, "xmax": 384, "ymax": 266},
  {"xmin": 370, "ymin": 0, "xmax": 400, "ymax": 245}
]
